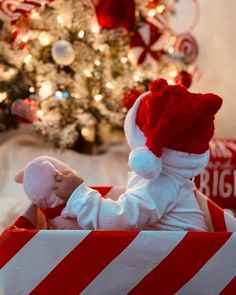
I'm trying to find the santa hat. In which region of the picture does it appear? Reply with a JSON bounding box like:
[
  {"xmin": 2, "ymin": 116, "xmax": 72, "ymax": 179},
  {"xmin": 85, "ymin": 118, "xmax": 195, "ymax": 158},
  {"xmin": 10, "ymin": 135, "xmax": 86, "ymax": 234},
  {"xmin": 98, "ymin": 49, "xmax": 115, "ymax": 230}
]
[{"xmin": 124, "ymin": 78, "xmax": 222, "ymax": 179}]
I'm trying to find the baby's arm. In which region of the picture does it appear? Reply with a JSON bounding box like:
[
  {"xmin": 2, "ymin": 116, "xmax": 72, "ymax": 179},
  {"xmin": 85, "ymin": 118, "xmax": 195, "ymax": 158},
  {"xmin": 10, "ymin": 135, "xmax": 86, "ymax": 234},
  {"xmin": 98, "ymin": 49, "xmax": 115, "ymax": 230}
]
[{"xmin": 55, "ymin": 173, "xmax": 177, "ymax": 230}]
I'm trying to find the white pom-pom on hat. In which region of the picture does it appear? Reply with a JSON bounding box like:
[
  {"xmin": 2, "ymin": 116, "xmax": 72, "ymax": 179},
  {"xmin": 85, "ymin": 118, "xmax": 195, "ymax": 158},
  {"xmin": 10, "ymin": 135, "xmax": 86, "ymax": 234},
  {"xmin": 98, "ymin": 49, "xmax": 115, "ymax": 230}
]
[{"xmin": 129, "ymin": 147, "xmax": 162, "ymax": 179}]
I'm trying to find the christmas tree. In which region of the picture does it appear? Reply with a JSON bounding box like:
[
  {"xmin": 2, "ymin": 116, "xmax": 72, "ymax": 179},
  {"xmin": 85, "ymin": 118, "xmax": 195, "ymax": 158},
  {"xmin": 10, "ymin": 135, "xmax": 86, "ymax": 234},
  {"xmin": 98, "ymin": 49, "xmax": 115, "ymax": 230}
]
[{"xmin": 0, "ymin": 0, "xmax": 199, "ymax": 152}]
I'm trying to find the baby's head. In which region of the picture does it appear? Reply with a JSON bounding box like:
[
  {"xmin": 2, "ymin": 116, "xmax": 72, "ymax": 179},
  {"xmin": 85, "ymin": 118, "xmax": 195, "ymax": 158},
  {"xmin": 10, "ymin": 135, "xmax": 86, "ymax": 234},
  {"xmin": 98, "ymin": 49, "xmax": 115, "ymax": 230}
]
[{"xmin": 124, "ymin": 78, "xmax": 222, "ymax": 179}]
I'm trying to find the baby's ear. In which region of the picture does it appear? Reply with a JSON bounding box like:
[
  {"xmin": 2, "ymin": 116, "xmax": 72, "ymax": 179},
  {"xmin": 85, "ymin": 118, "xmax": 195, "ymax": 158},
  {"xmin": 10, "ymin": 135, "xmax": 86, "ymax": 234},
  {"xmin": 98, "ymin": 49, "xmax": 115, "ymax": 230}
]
[
  {"xmin": 42, "ymin": 160, "xmax": 59, "ymax": 177},
  {"xmin": 15, "ymin": 169, "xmax": 24, "ymax": 183}
]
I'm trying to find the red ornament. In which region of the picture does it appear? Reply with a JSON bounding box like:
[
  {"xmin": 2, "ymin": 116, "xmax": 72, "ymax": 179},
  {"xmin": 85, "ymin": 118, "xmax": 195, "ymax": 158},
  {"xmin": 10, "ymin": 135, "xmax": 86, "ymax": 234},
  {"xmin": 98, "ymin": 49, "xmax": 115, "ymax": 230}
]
[
  {"xmin": 95, "ymin": 0, "xmax": 135, "ymax": 31},
  {"xmin": 174, "ymin": 33, "xmax": 198, "ymax": 64},
  {"xmin": 129, "ymin": 23, "xmax": 164, "ymax": 66},
  {"xmin": 11, "ymin": 98, "xmax": 39, "ymax": 123},
  {"xmin": 123, "ymin": 87, "xmax": 145, "ymax": 109},
  {"xmin": 175, "ymin": 70, "xmax": 193, "ymax": 88}
]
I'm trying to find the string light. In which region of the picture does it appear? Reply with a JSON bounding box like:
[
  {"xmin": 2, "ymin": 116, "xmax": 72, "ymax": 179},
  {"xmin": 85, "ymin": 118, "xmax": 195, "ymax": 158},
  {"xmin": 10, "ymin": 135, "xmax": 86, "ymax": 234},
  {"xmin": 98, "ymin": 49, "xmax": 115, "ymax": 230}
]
[
  {"xmin": 29, "ymin": 87, "xmax": 35, "ymax": 93},
  {"xmin": 39, "ymin": 81, "xmax": 53, "ymax": 99},
  {"xmin": 83, "ymin": 69, "xmax": 92, "ymax": 77},
  {"xmin": 56, "ymin": 15, "xmax": 64, "ymax": 25},
  {"xmin": 106, "ymin": 82, "xmax": 113, "ymax": 89},
  {"xmin": 0, "ymin": 92, "xmax": 7, "ymax": 103},
  {"xmin": 94, "ymin": 60, "xmax": 101, "ymax": 66},
  {"xmin": 36, "ymin": 110, "xmax": 44, "ymax": 118},
  {"xmin": 24, "ymin": 55, "xmax": 32, "ymax": 64},
  {"xmin": 91, "ymin": 23, "xmax": 100, "ymax": 33},
  {"xmin": 78, "ymin": 30, "xmax": 85, "ymax": 39},
  {"xmin": 120, "ymin": 57, "xmax": 128, "ymax": 64},
  {"xmin": 94, "ymin": 94, "xmax": 103, "ymax": 101},
  {"xmin": 38, "ymin": 32, "xmax": 51, "ymax": 46},
  {"xmin": 156, "ymin": 5, "xmax": 166, "ymax": 13}
]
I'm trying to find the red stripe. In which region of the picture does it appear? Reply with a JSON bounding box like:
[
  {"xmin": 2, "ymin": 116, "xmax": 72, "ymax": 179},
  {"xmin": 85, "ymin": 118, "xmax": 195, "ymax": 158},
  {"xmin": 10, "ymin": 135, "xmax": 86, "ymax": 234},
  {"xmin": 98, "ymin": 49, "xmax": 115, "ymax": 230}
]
[
  {"xmin": 129, "ymin": 232, "xmax": 231, "ymax": 295},
  {"xmin": 220, "ymin": 277, "xmax": 236, "ymax": 294},
  {"xmin": 30, "ymin": 230, "xmax": 139, "ymax": 295},
  {"xmin": 0, "ymin": 219, "xmax": 38, "ymax": 269},
  {"xmin": 207, "ymin": 198, "xmax": 227, "ymax": 231}
]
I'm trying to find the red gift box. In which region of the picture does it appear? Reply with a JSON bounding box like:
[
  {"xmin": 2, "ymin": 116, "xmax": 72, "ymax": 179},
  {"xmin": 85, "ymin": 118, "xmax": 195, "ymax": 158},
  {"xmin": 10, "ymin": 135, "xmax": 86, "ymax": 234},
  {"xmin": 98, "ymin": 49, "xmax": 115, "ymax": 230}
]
[
  {"xmin": 0, "ymin": 188, "xmax": 236, "ymax": 294},
  {"xmin": 195, "ymin": 139, "xmax": 236, "ymax": 208}
]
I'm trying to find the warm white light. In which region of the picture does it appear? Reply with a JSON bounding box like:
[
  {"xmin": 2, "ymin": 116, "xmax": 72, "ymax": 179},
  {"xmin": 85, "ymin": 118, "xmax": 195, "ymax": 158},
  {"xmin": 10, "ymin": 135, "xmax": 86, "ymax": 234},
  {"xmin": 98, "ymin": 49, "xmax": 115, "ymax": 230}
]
[
  {"xmin": 95, "ymin": 59, "xmax": 101, "ymax": 66},
  {"xmin": 2, "ymin": 68, "xmax": 17, "ymax": 81},
  {"xmin": 39, "ymin": 81, "xmax": 53, "ymax": 99},
  {"xmin": 55, "ymin": 91, "xmax": 63, "ymax": 99},
  {"xmin": 38, "ymin": 32, "xmax": 51, "ymax": 46},
  {"xmin": 36, "ymin": 110, "xmax": 44, "ymax": 118},
  {"xmin": 83, "ymin": 69, "xmax": 92, "ymax": 77},
  {"xmin": 106, "ymin": 82, "xmax": 113, "ymax": 89},
  {"xmin": 169, "ymin": 70, "xmax": 177, "ymax": 78},
  {"xmin": 148, "ymin": 9, "xmax": 156, "ymax": 17},
  {"xmin": 98, "ymin": 44, "xmax": 107, "ymax": 52},
  {"xmin": 94, "ymin": 94, "xmax": 103, "ymax": 101},
  {"xmin": 91, "ymin": 23, "xmax": 100, "ymax": 33},
  {"xmin": 29, "ymin": 87, "xmax": 35, "ymax": 93},
  {"xmin": 133, "ymin": 73, "xmax": 142, "ymax": 82},
  {"xmin": 157, "ymin": 5, "xmax": 166, "ymax": 13},
  {"xmin": 24, "ymin": 55, "xmax": 32, "ymax": 64},
  {"xmin": 168, "ymin": 47, "xmax": 175, "ymax": 54},
  {"xmin": 22, "ymin": 34, "xmax": 29, "ymax": 42},
  {"xmin": 0, "ymin": 92, "xmax": 7, "ymax": 103},
  {"xmin": 121, "ymin": 57, "xmax": 128, "ymax": 64},
  {"xmin": 30, "ymin": 10, "xmax": 40, "ymax": 19},
  {"xmin": 78, "ymin": 30, "xmax": 85, "ymax": 39},
  {"xmin": 81, "ymin": 128, "xmax": 90, "ymax": 137},
  {"xmin": 57, "ymin": 15, "xmax": 64, "ymax": 25}
]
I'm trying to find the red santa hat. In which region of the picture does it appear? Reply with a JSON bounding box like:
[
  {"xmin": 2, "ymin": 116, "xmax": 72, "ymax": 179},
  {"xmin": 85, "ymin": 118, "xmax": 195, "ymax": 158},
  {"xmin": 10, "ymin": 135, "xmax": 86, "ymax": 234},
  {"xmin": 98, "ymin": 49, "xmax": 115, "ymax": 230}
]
[{"xmin": 124, "ymin": 78, "xmax": 222, "ymax": 179}]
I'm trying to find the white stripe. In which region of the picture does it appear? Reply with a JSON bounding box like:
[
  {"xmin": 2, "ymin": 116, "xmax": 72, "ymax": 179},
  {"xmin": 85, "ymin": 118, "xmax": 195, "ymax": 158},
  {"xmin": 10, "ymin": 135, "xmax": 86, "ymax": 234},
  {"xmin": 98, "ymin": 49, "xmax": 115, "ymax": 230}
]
[
  {"xmin": 224, "ymin": 211, "xmax": 236, "ymax": 232},
  {"xmin": 81, "ymin": 231, "xmax": 186, "ymax": 295},
  {"xmin": 176, "ymin": 233, "xmax": 236, "ymax": 295},
  {"xmin": 15, "ymin": 3, "xmax": 34, "ymax": 11},
  {"xmin": 0, "ymin": 230, "xmax": 90, "ymax": 295}
]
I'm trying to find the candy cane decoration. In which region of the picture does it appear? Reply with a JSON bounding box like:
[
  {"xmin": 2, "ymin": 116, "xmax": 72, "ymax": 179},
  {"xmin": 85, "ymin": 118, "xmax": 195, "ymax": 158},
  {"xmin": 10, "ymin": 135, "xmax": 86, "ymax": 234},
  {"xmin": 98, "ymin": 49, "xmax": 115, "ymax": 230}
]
[
  {"xmin": 174, "ymin": 33, "xmax": 198, "ymax": 64},
  {"xmin": 11, "ymin": 0, "xmax": 54, "ymax": 24},
  {"xmin": 0, "ymin": 0, "xmax": 23, "ymax": 21}
]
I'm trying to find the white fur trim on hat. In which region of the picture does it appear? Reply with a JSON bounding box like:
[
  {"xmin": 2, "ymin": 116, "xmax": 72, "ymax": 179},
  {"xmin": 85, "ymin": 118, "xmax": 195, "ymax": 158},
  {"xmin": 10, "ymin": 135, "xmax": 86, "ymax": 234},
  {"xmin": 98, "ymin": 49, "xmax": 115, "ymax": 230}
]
[{"xmin": 129, "ymin": 147, "xmax": 162, "ymax": 179}]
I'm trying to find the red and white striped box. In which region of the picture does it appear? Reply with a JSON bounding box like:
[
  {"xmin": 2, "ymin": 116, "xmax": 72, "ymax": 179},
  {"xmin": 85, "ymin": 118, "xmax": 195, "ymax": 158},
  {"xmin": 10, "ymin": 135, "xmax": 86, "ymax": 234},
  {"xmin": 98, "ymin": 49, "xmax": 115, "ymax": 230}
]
[
  {"xmin": 195, "ymin": 138, "xmax": 236, "ymax": 208},
  {"xmin": 0, "ymin": 188, "xmax": 236, "ymax": 294}
]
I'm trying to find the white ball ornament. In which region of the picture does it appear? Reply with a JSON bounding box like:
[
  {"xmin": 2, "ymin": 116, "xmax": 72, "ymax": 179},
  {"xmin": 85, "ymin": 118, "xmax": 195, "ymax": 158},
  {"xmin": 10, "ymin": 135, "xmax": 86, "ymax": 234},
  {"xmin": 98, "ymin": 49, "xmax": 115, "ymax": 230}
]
[{"xmin": 51, "ymin": 40, "xmax": 75, "ymax": 66}]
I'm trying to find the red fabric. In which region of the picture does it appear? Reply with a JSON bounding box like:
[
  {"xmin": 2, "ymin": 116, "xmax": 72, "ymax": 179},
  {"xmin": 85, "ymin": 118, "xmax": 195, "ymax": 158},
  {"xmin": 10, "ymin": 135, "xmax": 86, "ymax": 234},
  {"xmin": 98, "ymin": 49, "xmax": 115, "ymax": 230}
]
[
  {"xmin": 95, "ymin": 0, "xmax": 135, "ymax": 30},
  {"xmin": 40, "ymin": 204, "xmax": 66, "ymax": 220},
  {"xmin": 136, "ymin": 78, "xmax": 222, "ymax": 156},
  {"xmin": 220, "ymin": 277, "xmax": 236, "ymax": 294},
  {"xmin": 30, "ymin": 231, "xmax": 139, "ymax": 295},
  {"xmin": 207, "ymin": 198, "xmax": 227, "ymax": 231},
  {"xmin": 129, "ymin": 232, "xmax": 232, "ymax": 294}
]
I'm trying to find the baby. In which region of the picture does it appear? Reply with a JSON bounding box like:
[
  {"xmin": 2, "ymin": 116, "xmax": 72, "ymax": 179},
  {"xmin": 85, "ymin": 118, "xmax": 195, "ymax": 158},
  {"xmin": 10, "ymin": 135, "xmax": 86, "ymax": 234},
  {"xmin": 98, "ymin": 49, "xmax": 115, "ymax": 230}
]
[{"xmin": 54, "ymin": 78, "xmax": 222, "ymax": 231}]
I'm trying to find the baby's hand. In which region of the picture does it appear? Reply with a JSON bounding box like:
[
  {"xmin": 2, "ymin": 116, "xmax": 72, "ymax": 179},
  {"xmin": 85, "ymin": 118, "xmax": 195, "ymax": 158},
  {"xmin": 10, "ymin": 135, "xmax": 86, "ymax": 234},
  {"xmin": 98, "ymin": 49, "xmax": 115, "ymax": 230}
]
[{"xmin": 54, "ymin": 170, "xmax": 84, "ymax": 201}]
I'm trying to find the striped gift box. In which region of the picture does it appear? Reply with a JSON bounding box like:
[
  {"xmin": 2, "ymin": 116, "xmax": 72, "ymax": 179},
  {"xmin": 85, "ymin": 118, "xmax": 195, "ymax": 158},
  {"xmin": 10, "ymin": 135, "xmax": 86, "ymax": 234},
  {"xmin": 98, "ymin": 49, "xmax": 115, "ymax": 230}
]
[{"xmin": 0, "ymin": 188, "xmax": 236, "ymax": 294}]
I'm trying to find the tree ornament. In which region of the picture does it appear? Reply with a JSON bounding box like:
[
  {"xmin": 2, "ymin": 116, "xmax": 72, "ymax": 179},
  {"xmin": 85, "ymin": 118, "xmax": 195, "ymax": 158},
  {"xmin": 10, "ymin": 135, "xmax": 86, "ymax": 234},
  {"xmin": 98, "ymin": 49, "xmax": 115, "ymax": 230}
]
[
  {"xmin": 123, "ymin": 86, "xmax": 145, "ymax": 109},
  {"xmin": 95, "ymin": 0, "xmax": 135, "ymax": 30},
  {"xmin": 175, "ymin": 70, "xmax": 192, "ymax": 88},
  {"xmin": 11, "ymin": 98, "xmax": 39, "ymax": 123},
  {"xmin": 129, "ymin": 23, "xmax": 164, "ymax": 66},
  {"xmin": 51, "ymin": 40, "xmax": 75, "ymax": 66},
  {"xmin": 174, "ymin": 33, "xmax": 198, "ymax": 64}
]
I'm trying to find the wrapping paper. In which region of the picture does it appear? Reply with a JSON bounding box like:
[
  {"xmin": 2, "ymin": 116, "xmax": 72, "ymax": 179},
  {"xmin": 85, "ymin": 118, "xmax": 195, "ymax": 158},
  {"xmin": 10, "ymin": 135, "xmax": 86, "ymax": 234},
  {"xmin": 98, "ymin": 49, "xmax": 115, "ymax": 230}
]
[{"xmin": 0, "ymin": 189, "xmax": 236, "ymax": 294}]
